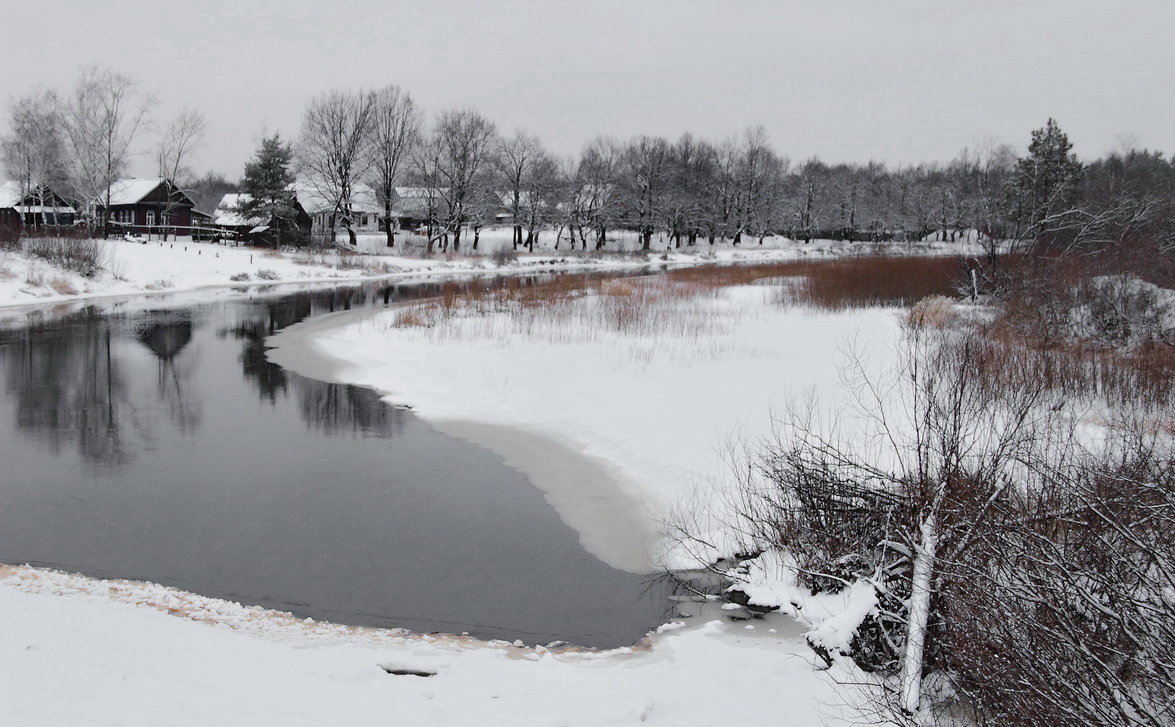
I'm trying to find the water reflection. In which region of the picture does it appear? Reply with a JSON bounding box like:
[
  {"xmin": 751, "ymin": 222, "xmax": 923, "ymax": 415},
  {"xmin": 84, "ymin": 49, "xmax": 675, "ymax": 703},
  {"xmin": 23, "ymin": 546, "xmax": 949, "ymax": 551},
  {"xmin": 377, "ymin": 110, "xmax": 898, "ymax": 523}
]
[
  {"xmin": 136, "ymin": 314, "xmax": 200, "ymax": 433},
  {"xmin": 1, "ymin": 311, "xmax": 135, "ymax": 466},
  {"xmin": 0, "ymin": 274, "xmax": 672, "ymax": 647}
]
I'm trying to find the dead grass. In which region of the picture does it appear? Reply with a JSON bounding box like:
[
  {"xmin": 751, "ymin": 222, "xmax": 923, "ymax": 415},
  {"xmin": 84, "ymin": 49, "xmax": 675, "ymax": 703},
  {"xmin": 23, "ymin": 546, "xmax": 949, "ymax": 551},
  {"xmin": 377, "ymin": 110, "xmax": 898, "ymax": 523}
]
[
  {"xmin": 48, "ymin": 277, "xmax": 78, "ymax": 295},
  {"xmin": 384, "ymin": 256, "xmax": 962, "ymax": 351},
  {"xmin": 665, "ymin": 255, "xmax": 961, "ymax": 309}
]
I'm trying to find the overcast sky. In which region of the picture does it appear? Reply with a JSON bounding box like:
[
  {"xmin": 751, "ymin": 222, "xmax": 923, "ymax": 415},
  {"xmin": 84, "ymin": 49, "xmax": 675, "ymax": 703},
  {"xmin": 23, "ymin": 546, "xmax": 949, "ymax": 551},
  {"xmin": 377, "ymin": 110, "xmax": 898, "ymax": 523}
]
[{"xmin": 5, "ymin": 0, "xmax": 1173, "ymax": 179}]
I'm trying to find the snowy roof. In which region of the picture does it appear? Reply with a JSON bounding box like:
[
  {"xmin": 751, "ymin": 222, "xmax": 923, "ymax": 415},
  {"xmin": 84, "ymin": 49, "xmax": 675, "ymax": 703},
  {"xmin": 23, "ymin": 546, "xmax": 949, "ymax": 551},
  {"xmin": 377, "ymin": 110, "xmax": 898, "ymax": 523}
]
[
  {"xmin": 293, "ymin": 180, "xmax": 382, "ymax": 215},
  {"xmin": 105, "ymin": 178, "xmax": 166, "ymax": 206},
  {"xmin": 0, "ymin": 180, "xmax": 77, "ymax": 213},
  {"xmin": 214, "ymin": 193, "xmax": 265, "ymax": 227},
  {"xmin": 395, "ymin": 186, "xmax": 447, "ymax": 199},
  {"xmin": 0, "ymin": 181, "xmax": 22, "ymax": 208}
]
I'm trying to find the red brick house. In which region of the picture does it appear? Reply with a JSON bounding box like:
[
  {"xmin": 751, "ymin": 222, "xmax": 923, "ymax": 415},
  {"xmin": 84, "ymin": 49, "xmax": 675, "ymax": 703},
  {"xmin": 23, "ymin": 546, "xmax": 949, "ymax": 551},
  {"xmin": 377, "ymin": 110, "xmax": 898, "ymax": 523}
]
[{"xmin": 96, "ymin": 178, "xmax": 197, "ymax": 238}]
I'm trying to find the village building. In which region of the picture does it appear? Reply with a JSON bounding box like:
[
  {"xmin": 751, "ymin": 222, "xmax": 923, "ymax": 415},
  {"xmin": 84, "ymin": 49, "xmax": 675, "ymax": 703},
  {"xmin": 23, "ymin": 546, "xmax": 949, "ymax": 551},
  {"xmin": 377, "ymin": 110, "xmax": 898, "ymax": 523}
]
[
  {"xmin": 96, "ymin": 178, "xmax": 197, "ymax": 238},
  {"xmin": 389, "ymin": 187, "xmax": 447, "ymax": 233},
  {"xmin": 0, "ymin": 181, "xmax": 77, "ymax": 232},
  {"xmin": 293, "ymin": 181, "xmax": 383, "ymax": 241},
  {"xmin": 213, "ymin": 191, "xmax": 311, "ymax": 246}
]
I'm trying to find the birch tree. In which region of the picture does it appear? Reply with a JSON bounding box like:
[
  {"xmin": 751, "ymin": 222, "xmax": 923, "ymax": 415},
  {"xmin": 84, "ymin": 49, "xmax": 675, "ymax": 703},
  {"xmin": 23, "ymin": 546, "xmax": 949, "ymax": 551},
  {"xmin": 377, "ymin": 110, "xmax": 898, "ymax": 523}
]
[
  {"xmin": 1, "ymin": 90, "xmax": 68, "ymax": 226},
  {"xmin": 59, "ymin": 66, "xmax": 155, "ymax": 237},
  {"xmin": 156, "ymin": 107, "xmax": 206, "ymax": 239},
  {"xmin": 369, "ymin": 85, "xmax": 419, "ymax": 248}
]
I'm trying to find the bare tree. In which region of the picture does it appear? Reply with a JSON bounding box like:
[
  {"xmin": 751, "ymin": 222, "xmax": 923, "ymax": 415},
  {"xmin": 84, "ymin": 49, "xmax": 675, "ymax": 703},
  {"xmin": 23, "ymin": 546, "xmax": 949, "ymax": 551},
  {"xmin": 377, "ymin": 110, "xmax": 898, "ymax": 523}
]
[
  {"xmin": 579, "ymin": 137, "xmax": 621, "ymax": 249},
  {"xmin": 156, "ymin": 107, "xmax": 206, "ymax": 240},
  {"xmin": 298, "ymin": 89, "xmax": 377, "ymax": 245},
  {"xmin": 368, "ymin": 85, "xmax": 419, "ymax": 248},
  {"xmin": 426, "ymin": 109, "xmax": 497, "ymax": 253},
  {"xmin": 620, "ymin": 135, "xmax": 670, "ymax": 250},
  {"xmin": 1, "ymin": 89, "xmax": 68, "ymax": 226},
  {"xmin": 495, "ymin": 129, "xmax": 544, "ymax": 250},
  {"xmin": 59, "ymin": 66, "xmax": 155, "ymax": 237}
]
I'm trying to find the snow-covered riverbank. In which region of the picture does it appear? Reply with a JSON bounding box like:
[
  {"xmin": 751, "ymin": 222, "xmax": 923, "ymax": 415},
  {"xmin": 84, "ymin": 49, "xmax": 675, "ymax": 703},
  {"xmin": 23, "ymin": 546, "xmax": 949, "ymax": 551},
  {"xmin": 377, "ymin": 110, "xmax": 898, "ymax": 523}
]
[
  {"xmin": 267, "ymin": 281, "xmax": 905, "ymax": 571},
  {"xmin": 2, "ymin": 248, "xmax": 955, "ymax": 726},
  {"xmin": 0, "ymin": 234, "xmax": 973, "ymax": 309},
  {"xmin": 0, "ymin": 565, "xmax": 861, "ymax": 726}
]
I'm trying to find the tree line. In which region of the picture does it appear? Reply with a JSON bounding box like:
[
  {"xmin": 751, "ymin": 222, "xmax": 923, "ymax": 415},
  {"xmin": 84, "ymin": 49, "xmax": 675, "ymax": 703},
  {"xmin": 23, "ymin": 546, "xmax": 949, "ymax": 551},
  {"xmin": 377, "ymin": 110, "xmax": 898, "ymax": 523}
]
[{"xmin": 3, "ymin": 67, "xmax": 1173, "ymax": 258}]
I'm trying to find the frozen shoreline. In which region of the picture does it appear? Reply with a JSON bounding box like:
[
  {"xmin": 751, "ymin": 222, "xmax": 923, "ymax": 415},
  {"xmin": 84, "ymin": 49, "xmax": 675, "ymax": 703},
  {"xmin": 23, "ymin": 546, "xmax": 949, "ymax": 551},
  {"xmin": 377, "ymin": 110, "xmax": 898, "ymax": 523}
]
[
  {"xmin": 265, "ymin": 278, "xmax": 906, "ymax": 572},
  {"xmin": 0, "ymin": 564, "xmax": 862, "ymax": 726}
]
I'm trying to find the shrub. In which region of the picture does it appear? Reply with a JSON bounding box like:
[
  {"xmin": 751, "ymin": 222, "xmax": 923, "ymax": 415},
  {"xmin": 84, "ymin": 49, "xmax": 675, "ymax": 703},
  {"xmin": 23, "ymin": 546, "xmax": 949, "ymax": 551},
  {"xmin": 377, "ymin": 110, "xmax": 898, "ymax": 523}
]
[
  {"xmin": 229, "ymin": 272, "xmax": 251, "ymax": 282},
  {"xmin": 491, "ymin": 247, "xmax": 518, "ymax": 266},
  {"xmin": 907, "ymin": 295, "xmax": 956, "ymax": 328},
  {"xmin": 21, "ymin": 237, "xmax": 104, "ymax": 277},
  {"xmin": 256, "ymin": 269, "xmax": 280, "ymax": 281}
]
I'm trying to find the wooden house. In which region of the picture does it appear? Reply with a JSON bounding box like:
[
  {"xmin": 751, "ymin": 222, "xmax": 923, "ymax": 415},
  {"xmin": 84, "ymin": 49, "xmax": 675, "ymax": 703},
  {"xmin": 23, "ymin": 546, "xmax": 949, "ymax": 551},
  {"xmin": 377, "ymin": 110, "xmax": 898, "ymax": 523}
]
[
  {"xmin": 96, "ymin": 178, "xmax": 197, "ymax": 238},
  {"xmin": 0, "ymin": 181, "xmax": 77, "ymax": 232}
]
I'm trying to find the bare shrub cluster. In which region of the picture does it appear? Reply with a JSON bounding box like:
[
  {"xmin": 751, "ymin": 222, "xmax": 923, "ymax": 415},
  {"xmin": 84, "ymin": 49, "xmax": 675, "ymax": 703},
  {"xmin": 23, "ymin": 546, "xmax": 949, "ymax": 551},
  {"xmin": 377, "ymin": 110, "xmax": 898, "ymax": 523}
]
[
  {"xmin": 723, "ymin": 321, "xmax": 1173, "ymax": 724},
  {"xmin": 20, "ymin": 237, "xmax": 104, "ymax": 277}
]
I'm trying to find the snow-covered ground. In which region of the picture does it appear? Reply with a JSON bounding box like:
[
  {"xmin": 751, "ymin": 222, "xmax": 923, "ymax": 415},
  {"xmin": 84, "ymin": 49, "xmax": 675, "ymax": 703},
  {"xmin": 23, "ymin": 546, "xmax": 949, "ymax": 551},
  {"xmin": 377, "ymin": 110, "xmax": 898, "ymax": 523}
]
[
  {"xmin": 0, "ymin": 565, "xmax": 863, "ymax": 726},
  {"xmin": 0, "ymin": 231, "xmax": 975, "ymax": 309},
  {"xmin": 1, "ymin": 239, "xmax": 964, "ymax": 726}
]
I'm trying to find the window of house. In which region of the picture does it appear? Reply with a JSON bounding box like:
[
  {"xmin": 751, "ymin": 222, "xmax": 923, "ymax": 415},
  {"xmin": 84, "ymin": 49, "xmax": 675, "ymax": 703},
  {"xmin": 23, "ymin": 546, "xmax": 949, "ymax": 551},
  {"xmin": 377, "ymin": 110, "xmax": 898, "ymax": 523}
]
[{"xmin": 147, "ymin": 211, "xmax": 155, "ymax": 227}]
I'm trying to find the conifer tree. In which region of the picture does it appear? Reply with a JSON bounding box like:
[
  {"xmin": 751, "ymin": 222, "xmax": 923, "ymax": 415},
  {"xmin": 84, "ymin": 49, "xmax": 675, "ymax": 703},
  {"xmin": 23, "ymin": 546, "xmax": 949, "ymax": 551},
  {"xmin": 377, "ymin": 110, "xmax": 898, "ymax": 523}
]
[
  {"xmin": 1011, "ymin": 118, "xmax": 1083, "ymax": 239},
  {"xmin": 239, "ymin": 134, "xmax": 299, "ymax": 246}
]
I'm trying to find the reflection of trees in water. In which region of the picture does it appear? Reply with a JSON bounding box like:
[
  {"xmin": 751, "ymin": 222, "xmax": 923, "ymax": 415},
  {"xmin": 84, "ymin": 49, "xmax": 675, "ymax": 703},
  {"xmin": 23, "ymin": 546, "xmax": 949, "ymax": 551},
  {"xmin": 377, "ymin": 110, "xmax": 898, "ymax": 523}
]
[
  {"xmin": 221, "ymin": 320, "xmax": 289, "ymax": 402},
  {"xmin": 1, "ymin": 310, "xmax": 135, "ymax": 466},
  {"xmin": 218, "ymin": 289, "xmax": 365, "ymax": 405},
  {"xmin": 219, "ymin": 289, "xmax": 407, "ymax": 437},
  {"xmin": 294, "ymin": 376, "xmax": 404, "ymax": 437},
  {"xmin": 135, "ymin": 315, "xmax": 200, "ymax": 433}
]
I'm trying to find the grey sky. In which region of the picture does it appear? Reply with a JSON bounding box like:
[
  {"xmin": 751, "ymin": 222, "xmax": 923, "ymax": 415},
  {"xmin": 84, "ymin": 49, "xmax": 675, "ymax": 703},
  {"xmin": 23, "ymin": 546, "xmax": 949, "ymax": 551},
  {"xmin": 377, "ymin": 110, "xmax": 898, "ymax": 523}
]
[{"xmin": 6, "ymin": 0, "xmax": 1173, "ymax": 179}]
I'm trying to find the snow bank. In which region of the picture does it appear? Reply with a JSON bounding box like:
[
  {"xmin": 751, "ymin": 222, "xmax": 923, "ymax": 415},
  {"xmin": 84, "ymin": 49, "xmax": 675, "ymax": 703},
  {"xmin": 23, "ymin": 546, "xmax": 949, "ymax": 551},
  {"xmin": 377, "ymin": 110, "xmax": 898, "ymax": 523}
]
[
  {"xmin": 0, "ymin": 565, "xmax": 862, "ymax": 726},
  {"xmin": 0, "ymin": 234, "xmax": 977, "ymax": 310}
]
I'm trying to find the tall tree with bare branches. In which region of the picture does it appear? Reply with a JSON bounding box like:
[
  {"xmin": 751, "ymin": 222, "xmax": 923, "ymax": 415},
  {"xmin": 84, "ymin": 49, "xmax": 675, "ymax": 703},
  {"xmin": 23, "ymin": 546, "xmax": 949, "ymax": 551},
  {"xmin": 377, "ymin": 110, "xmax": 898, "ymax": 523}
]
[
  {"xmin": 156, "ymin": 107, "xmax": 206, "ymax": 239},
  {"xmin": 369, "ymin": 85, "xmax": 419, "ymax": 248},
  {"xmin": 423, "ymin": 109, "xmax": 497, "ymax": 253},
  {"xmin": 1, "ymin": 89, "xmax": 69, "ymax": 226},
  {"xmin": 59, "ymin": 66, "xmax": 155, "ymax": 237},
  {"xmin": 297, "ymin": 89, "xmax": 377, "ymax": 245}
]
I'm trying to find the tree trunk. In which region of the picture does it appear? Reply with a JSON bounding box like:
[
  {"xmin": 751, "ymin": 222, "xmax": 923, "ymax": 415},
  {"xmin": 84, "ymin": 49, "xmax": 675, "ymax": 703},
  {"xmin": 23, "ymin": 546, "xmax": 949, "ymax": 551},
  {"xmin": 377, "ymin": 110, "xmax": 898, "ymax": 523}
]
[
  {"xmin": 899, "ymin": 505, "xmax": 940, "ymax": 716},
  {"xmin": 385, "ymin": 202, "xmax": 395, "ymax": 247}
]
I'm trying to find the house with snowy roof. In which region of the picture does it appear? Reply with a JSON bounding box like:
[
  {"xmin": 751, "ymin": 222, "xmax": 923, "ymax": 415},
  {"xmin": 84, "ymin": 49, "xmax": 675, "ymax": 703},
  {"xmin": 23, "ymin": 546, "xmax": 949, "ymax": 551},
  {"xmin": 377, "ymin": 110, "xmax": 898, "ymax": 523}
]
[
  {"xmin": 0, "ymin": 180, "xmax": 77, "ymax": 231},
  {"xmin": 292, "ymin": 181, "xmax": 384, "ymax": 240},
  {"xmin": 96, "ymin": 178, "xmax": 197, "ymax": 238},
  {"xmin": 214, "ymin": 191, "xmax": 311, "ymax": 245},
  {"xmin": 390, "ymin": 187, "xmax": 448, "ymax": 232}
]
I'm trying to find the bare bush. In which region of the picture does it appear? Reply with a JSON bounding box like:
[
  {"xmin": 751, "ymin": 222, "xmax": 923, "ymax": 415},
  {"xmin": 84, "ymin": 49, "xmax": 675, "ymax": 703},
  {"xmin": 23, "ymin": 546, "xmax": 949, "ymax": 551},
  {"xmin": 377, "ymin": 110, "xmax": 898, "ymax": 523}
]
[
  {"xmin": 256, "ymin": 269, "xmax": 280, "ymax": 281},
  {"xmin": 716, "ymin": 323, "xmax": 1173, "ymax": 724},
  {"xmin": 21, "ymin": 237, "xmax": 104, "ymax": 276}
]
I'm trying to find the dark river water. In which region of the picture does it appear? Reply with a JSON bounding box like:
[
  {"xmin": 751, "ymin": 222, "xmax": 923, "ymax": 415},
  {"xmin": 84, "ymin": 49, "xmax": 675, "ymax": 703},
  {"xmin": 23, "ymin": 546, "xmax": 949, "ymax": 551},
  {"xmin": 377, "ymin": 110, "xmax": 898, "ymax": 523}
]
[{"xmin": 0, "ymin": 278, "xmax": 673, "ymax": 647}]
